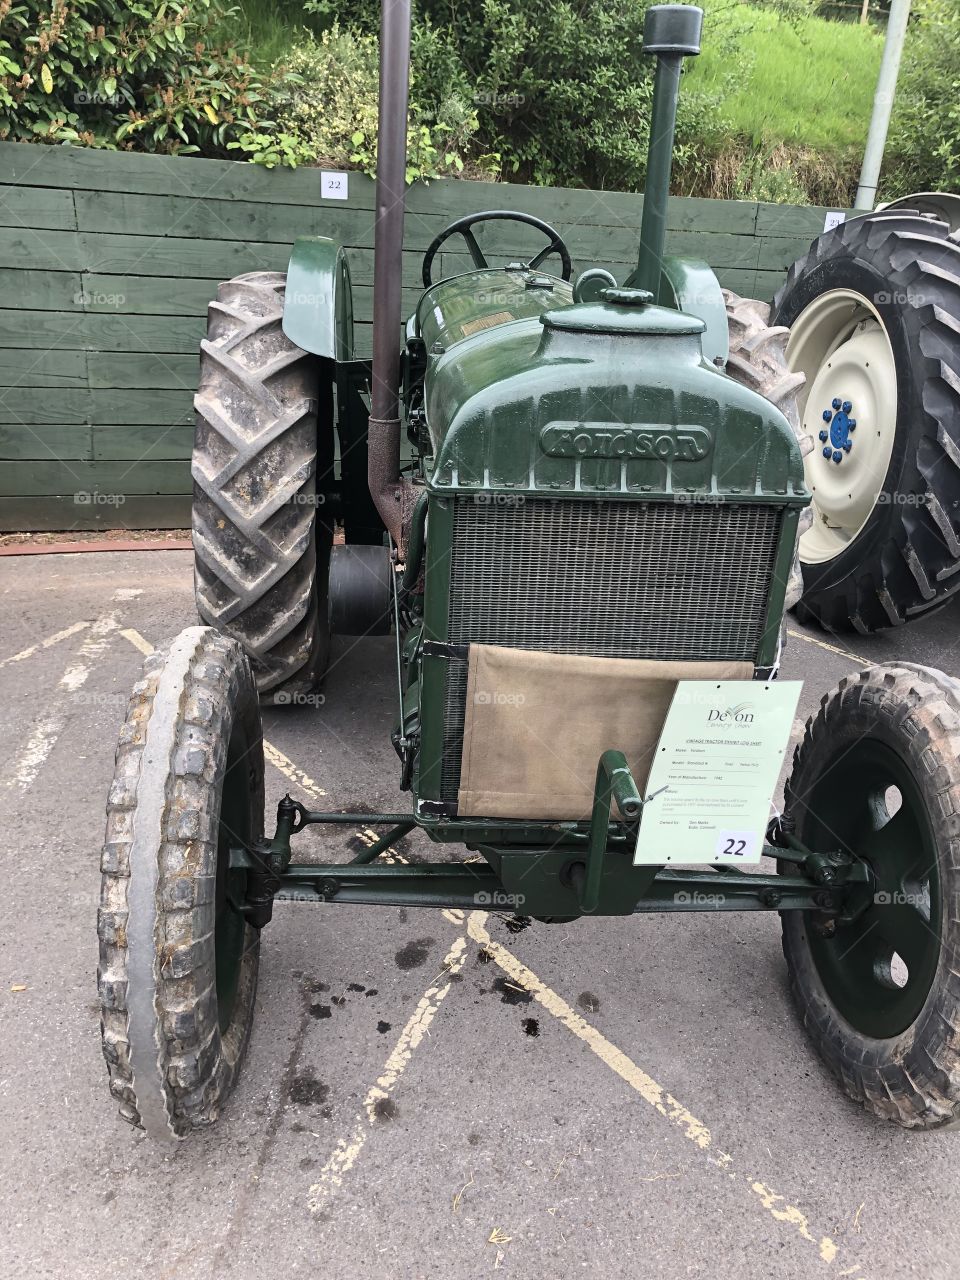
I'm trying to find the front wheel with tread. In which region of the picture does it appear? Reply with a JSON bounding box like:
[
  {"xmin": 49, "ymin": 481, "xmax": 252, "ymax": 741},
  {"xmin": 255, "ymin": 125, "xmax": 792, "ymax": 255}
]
[
  {"xmin": 98, "ymin": 627, "xmax": 265, "ymax": 1139},
  {"xmin": 783, "ymin": 663, "xmax": 960, "ymax": 1129}
]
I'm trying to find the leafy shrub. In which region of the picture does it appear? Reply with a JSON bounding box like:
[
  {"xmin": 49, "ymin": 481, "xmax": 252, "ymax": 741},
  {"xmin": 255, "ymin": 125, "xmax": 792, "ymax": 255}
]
[
  {"xmin": 412, "ymin": 0, "xmax": 713, "ymax": 190},
  {"xmin": 0, "ymin": 0, "xmax": 302, "ymax": 161},
  {"xmin": 884, "ymin": 0, "xmax": 960, "ymax": 196},
  {"xmin": 274, "ymin": 24, "xmax": 495, "ymax": 181}
]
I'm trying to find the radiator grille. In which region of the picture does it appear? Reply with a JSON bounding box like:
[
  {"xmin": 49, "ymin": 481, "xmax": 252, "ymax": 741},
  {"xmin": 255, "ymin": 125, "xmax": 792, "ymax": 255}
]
[{"xmin": 439, "ymin": 497, "xmax": 782, "ymax": 803}]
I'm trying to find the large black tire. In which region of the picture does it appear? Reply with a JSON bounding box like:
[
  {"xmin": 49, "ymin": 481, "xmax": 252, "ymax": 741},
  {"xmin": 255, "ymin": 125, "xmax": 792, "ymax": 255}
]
[
  {"xmin": 193, "ymin": 270, "xmax": 333, "ymax": 704},
  {"xmin": 773, "ymin": 212, "xmax": 960, "ymax": 632},
  {"xmin": 98, "ymin": 627, "xmax": 265, "ymax": 1139},
  {"xmin": 783, "ymin": 663, "xmax": 960, "ymax": 1129}
]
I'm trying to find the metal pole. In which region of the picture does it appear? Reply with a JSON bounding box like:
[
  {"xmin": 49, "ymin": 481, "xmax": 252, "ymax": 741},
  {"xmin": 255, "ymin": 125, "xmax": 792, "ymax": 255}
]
[
  {"xmin": 368, "ymin": 0, "xmax": 412, "ymax": 545},
  {"xmin": 854, "ymin": 0, "xmax": 912, "ymax": 210},
  {"xmin": 636, "ymin": 55, "xmax": 684, "ymax": 296}
]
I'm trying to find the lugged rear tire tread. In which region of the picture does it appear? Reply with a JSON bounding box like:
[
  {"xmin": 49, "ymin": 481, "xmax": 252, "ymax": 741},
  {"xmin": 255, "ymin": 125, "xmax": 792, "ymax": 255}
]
[
  {"xmin": 772, "ymin": 214, "xmax": 960, "ymax": 634},
  {"xmin": 192, "ymin": 270, "xmax": 331, "ymax": 702}
]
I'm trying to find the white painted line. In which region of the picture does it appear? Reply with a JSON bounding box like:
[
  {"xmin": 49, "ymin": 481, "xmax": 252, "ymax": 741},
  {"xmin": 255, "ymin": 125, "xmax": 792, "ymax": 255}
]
[
  {"xmin": 0, "ymin": 620, "xmax": 89, "ymax": 670},
  {"xmin": 308, "ymin": 933, "xmax": 471, "ymax": 1213},
  {"xmin": 7, "ymin": 612, "xmax": 120, "ymax": 791},
  {"xmin": 466, "ymin": 913, "xmax": 855, "ymax": 1273}
]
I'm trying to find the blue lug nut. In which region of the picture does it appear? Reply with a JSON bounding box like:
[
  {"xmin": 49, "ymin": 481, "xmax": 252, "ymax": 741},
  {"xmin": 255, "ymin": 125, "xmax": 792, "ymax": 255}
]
[
  {"xmin": 822, "ymin": 409, "xmax": 833, "ymax": 422},
  {"xmin": 843, "ymin": 441, "xmax": 852, "ymax": 452},
  {"xmin": 832, "ymin": 450, "xmax": 843, "ymax": 464},
  {"xmin": 819, "ymin": 429, "xmax": 828, "ymax": 442},
  {"xmin": 842, "ymin": 400, "xmax": 853, "ymax": 414},
  {"xmin": 822, "ymin": 446, "xmax": 832, "ymax": 459},
  {"xmin": 832, "ymin": 397, "xmax": 842, "ymax": 410},
  {"xmin": 848, "ymin": 418, "xmax": 856, "ymax": 429}
]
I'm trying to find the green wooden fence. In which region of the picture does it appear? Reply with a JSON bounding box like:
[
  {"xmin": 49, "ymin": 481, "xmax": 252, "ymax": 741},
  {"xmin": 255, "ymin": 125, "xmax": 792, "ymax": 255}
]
[{"xmin": 0, "ymin": 140, "xmax": 838, "ymax": 531}]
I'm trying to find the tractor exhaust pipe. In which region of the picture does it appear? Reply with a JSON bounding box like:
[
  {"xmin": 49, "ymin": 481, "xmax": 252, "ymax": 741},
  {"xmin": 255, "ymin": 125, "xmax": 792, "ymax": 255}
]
[
  {"xmin": 368, "ymin": 0, "xmax": 414, "ymax": 549},
  {"xmin": 634, "ymin": 5, "xmax": 703, "ymax": 297}
]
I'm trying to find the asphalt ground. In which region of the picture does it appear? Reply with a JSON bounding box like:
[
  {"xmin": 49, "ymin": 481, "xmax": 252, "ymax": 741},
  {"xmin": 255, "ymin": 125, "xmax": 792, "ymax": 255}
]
[{"xmin": 2, "ymin": 548, "xmax": 960, "ymax": 1279}]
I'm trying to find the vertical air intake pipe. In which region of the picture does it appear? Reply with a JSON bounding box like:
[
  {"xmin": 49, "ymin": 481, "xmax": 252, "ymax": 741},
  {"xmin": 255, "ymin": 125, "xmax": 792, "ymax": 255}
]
[{"xmin": 368, "ymin": 0, "xmax": 414, "ymax": 549}]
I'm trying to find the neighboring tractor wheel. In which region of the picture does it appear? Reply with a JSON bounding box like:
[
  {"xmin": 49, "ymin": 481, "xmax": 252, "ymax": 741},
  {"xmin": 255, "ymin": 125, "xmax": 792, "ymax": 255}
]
[
  {"xmin": 723, "ymin": 290, "xmax": 811, "ymax": 607},
  {"xmin": 98, "ymin": 627, "xmax": 265, "ymax": 1139},
  {"xmin": 783, "ymin": 663, "xmax": 960, "ymax": 1129},
  {"xmin": 193, "ymin": 270, "xmax": 334, "ymax": 704},
  {"xmin": 773, "ymin": 212, "xmax": 960, "ymax": 632}
]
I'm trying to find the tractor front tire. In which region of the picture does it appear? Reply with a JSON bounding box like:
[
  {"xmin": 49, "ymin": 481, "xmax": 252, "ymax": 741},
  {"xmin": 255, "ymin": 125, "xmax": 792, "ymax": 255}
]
[
  {"xmin": 783, "ymin": 663, "xmax": 960, "ymax": 1129},
  {"xmin": 98, "ymin": 627, "xmax": 264, "ymax": 1139},
  {"xmin": 193, "ymin": 270, "xmax": 333, "ymax": 704},
  {"xmin": 773, "ymin": 212, "xmax": 960, "ymax": 632}
]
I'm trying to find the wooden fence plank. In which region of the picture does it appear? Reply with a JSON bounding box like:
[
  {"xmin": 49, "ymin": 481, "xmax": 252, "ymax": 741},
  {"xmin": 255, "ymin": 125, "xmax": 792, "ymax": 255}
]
[
  {"xmin": 0, "ymin": 268, "xmax": 83, "ymax": 311},
  {"xmin": 0, "ymin": 494, "xmax": 191, "ymax": 531},
  {"xmin": 0, "ymin": 347, "xmax": 87, "ymax": 387},
  {"xmin": 0, "ymin": 309, "xmax": 205, "ymax": 353},
  {"xmin": 0, "ymin": 184, "xmax": 76, "ymax": 230},
  {"xmin": 0, "ymin": 459, "xmax": 191, "ymax": 496},
  {"xmin": 0, "ymin": 423, "xmax": 92, "ymax": 460}
]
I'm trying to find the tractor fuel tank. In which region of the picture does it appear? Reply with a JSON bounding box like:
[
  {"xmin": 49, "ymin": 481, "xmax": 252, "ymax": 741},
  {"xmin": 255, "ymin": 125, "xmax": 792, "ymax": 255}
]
[{"xmin": 416, "ymin": 286, "xmax": 808, "ymax": 503}]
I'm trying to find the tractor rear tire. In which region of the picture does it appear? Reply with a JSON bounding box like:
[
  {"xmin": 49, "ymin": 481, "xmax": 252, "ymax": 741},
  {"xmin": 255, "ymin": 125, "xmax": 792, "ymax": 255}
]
[
  {"xmin": 723, "ymin": 290, "xmax": 811, "ymax": 608},
  {"xmin": 192, "ymin": 270, "xmax": 333, "ymax": 704},
  {"xmin": 98, "ymin": 627, "xmax": 264, "ymax": 1139},
  {"xmin": 773, "ymin": 212, "xmax": 960, "ymax": 632},
  {"xmin": 782, "ymin": 663, "xmax": 960, "ymax": 1129}
]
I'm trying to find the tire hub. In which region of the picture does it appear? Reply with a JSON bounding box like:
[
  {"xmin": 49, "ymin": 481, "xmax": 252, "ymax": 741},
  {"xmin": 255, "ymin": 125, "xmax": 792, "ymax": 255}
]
[{"xmin": 786, "ymin": 289, "xmax": 898, "ymax": 566}]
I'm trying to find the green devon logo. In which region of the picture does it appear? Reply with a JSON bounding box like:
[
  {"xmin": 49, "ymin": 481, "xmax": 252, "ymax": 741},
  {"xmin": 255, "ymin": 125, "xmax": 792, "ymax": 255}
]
[
  {"xmin": 708, "ymin": 702, "xmax": 754, "ymax": 725},
  {"xmin": 540, "ymin": 420, "xmax": 714, "ymax": 462}
]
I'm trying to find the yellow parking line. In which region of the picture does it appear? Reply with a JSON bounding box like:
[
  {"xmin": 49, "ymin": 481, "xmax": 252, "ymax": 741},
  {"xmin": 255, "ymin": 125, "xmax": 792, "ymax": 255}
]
[
  {"xmin": 786, "ymin": 627, "xmax": 865, "ymax": 667},
  {"xmin": 466, "ymin": 912, "xmax": 856, "ymax": 1273},
  {"xmin": 308, "ymin": 932, "xmax": 472, "ymax": 1213}
]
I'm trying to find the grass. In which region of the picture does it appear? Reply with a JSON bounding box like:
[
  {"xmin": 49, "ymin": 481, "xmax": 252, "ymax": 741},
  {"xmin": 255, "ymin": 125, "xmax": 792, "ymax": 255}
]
[{"xmin": 687, "ymin": 2, "xmax": 883, "ymax": 151}]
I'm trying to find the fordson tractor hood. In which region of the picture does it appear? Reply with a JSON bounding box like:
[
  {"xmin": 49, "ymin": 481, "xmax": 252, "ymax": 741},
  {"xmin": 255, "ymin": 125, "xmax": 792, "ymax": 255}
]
[{"xmin": 417, "ymin": 282, "xmax": 807, "ymax": 504}]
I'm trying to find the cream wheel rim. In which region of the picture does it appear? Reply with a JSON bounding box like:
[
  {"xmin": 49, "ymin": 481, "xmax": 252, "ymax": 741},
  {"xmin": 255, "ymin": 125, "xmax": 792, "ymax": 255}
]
[{"xmin": 786, "ymin": 289, "xmax": 898, "ymax": 566}]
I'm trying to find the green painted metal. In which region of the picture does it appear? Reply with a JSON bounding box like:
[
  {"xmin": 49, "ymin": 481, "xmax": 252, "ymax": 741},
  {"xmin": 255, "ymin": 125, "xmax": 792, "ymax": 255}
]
[
  {"xmin": 418, "ymin": 295, "xmax": 807, "ymax": 506},
  {"xmin": 652, "ymin": 254, "xmax": 729, "ymax": 366},
  {"xmin": 282, "ymin": 235, "xmax": 354, "ymax": 360}
]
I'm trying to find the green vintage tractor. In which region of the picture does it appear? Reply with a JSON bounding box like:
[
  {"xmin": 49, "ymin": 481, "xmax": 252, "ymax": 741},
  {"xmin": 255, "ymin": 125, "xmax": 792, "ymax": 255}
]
[
  {"xmin": 99, "ymin": 4, "xmax": 960, "ymax": 1140},
  {"xmin": 772, "ymin": 195, "xmax": 960, "ymax": 632}
]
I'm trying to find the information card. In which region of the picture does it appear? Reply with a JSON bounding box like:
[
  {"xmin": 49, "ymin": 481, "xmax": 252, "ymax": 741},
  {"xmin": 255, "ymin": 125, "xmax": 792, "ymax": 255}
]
[{"xmin": 633, "ymin": 680, "xmax": 803, "ymax": 866}]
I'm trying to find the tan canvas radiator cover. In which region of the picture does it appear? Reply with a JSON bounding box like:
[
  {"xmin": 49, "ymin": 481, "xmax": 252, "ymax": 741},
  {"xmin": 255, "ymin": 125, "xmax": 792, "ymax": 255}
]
[{"xmin": 457, "ymin": 644, "xmax": 754, "ymax": 821}]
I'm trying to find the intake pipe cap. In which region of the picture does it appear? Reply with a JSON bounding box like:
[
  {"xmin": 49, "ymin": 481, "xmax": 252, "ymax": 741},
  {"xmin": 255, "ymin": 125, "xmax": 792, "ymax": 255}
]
[{"xmin": 642, "ymin": 4, "xmax": 703, "ymax": 57}]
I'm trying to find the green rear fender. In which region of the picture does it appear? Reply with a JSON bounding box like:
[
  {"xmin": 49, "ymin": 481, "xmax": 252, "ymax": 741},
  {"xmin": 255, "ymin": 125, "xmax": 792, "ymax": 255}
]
[
  {"xmin": 282, "ymin": 236, "xmax": 355, "ymax": 360},
  {"xmin": 624, "ymin": 254, "xmax": 728, "ymax": 366},
  {"xmin": 656, "ymin": 256, "xmax": 728, "ymax": 366}
]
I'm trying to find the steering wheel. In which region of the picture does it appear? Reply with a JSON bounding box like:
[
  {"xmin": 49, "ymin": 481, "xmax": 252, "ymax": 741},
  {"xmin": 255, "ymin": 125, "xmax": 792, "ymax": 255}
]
[{"xmin": 421, "ymin": 211, "xmax": 573, "ymax": 288}]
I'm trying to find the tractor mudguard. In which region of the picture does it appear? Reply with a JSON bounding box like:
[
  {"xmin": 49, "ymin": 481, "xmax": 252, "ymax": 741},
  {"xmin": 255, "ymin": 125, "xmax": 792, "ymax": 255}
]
[
  {"xmin": 282, "ymin": 236, "xmax": 355, "ymax": 361},
  {"xmin": 656, "ymin": 255, "xmax": 728, "ymax": 366}
]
